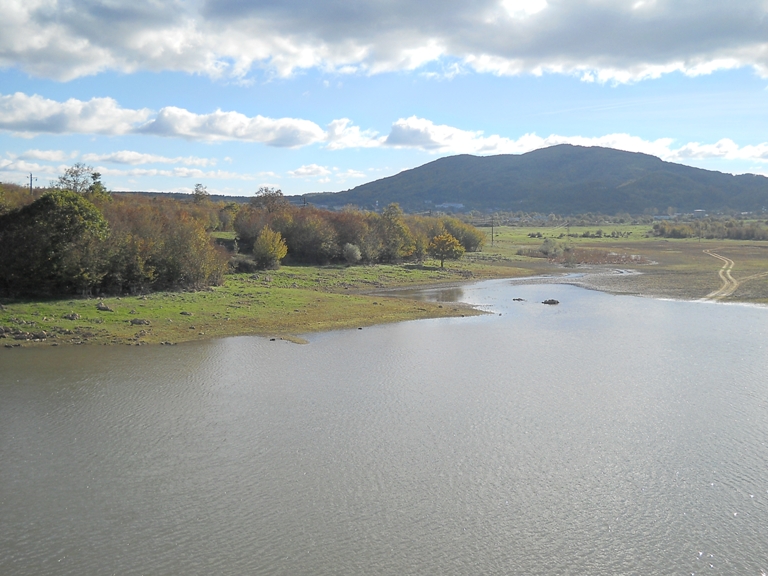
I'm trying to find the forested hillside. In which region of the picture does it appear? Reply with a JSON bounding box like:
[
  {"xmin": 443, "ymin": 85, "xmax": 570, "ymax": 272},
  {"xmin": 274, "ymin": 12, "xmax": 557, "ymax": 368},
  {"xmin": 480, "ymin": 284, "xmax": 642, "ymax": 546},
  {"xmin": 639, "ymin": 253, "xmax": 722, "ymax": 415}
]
[{"xmin": 304, "ymin": 145, "xmax": 768, "ymax": 214}]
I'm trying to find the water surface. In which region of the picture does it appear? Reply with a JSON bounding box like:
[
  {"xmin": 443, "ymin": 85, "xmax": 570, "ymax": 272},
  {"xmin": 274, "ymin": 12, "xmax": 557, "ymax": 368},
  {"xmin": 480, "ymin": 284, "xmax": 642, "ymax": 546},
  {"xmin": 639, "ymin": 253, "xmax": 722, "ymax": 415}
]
[{"xmin": 2, "ymin": 281, "xmax": 767, "ymax": 575}]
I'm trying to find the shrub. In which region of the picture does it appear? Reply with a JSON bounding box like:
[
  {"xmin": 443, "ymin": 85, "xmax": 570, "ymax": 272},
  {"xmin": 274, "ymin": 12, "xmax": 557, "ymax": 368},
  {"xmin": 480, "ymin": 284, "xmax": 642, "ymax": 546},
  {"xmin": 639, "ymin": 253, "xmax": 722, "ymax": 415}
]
[
  {"xmin": 230, "ymin": 253, "xmax": 260, "ymax": 273},
  {"xmin": 253, "ymin": 226, "xmax": 288, "ymax": 269},
  {"xmin": 342, "ymin": 243, "xmax": 362, "ymax": 264}
]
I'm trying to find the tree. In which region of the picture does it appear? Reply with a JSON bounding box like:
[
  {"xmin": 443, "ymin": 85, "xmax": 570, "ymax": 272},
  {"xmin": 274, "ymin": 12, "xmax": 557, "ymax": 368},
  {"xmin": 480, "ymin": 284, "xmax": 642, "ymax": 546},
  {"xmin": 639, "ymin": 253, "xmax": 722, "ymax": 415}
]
[
  {"xmin": 250, "ymin": 186, "xmax": 288, "ymax": 213},
  {"xmin": 427, "ymin": 232, "xmax": 464, "ymax": 268},
  {"xmin": 441, "ymin": 217, "xmax": 485, "ymax": 252},
  {"xmin": 252, "ymin": 226, "xmax": 288, "ymax": 269},
  {"xmin": 54, "ymin": 163, "xmax": 94, "ymax": 194},
  {"xmin": 282, "ymin": 209, "xmax": 337, "ymax": 263},
  {"xmin": 0, "ymin": 190, "xmax": 110, "ymax": 295},
  {"xmin": 193, "ymin": 183, "xmax": 210, "ymax": 204},
  {"xmin": 53, "ymin": 163, "xmax": 110, "ymax": 202},
  {"xmin": 378, "ymin": 203, "xmax": 415, "ymax": 261}
]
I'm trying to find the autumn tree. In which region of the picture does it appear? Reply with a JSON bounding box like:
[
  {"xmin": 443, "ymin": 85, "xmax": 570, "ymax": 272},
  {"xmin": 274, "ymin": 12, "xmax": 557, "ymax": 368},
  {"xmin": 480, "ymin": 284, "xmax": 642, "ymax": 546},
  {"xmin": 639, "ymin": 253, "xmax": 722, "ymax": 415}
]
[
  {"xmin": 250, "ymin": 186, "xmax": 288, "ymax": 213},
  {"xmin": 428, "ymin": 232, "xmax": 465, "ymax": 268},
  {"xmin": 441, "ymin": 217, "xmax": 485, "ymax": 252},
  {"xmin": 253, "ymin": 226, "xmax": 288, "ymax": 269}
]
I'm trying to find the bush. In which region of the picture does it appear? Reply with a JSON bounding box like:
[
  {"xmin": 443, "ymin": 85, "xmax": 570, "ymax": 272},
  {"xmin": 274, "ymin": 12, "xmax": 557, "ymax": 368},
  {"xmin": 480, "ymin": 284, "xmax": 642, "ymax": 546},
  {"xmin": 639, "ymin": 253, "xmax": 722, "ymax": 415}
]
[
  {"xmin": 342, "ymin": 243, "xmax": 362, "ymax": 264},
  {"xmin": 253, "ymin": 226, "xmax": 288, "ymax": 269},
  {"xmin": 230, "ymin": 253, "xmax": 260, "ymax": 273}
]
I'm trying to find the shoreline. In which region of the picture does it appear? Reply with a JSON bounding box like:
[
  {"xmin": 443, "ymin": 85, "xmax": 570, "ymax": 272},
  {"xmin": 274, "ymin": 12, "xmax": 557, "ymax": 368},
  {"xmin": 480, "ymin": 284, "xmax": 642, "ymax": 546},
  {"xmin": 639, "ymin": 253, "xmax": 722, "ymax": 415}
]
[{"xmin": 3, "ymin": 254, "xmax": 766, "ymax": 349}]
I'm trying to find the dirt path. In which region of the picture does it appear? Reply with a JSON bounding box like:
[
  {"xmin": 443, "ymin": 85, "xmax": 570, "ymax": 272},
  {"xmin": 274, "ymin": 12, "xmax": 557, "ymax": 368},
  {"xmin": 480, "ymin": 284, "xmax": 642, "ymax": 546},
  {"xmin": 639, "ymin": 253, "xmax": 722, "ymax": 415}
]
[{"xmin": 703, "ymin": 250, "xmax": 739, "ymax": 300}]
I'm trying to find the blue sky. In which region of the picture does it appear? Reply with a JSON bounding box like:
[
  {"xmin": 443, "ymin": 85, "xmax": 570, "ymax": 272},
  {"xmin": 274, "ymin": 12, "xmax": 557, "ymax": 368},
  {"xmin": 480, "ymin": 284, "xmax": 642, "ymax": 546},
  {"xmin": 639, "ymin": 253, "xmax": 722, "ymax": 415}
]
[{"xmin": 2, "ymin": 0, "xmax": 768, "ymax": 197}]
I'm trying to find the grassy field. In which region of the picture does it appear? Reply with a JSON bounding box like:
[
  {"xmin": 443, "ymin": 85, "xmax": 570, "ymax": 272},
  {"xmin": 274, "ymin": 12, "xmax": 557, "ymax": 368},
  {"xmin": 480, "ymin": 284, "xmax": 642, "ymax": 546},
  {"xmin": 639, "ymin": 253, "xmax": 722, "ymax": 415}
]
[
  {"xmin": 3, "ymin": 222, "xmax": 768, "ymax": 348},
  {"xmin": 0, "ymin": 259, "xmax": 536, "ymax": 347},
  {"xmin": 473, "ymin": 223, "xmax": 768, "ymax": 302}
]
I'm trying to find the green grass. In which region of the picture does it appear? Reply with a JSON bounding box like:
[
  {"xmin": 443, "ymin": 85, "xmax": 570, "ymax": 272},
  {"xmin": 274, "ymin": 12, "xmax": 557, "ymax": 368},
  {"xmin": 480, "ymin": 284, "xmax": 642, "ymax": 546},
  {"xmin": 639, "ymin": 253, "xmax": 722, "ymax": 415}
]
[
  {"xmin": 3, "ymin": 224, "xmax": 768, "ymax": 349},
  {"xmin": 0, "ymin": 260, "xmax": 533, "ymax": 347}
]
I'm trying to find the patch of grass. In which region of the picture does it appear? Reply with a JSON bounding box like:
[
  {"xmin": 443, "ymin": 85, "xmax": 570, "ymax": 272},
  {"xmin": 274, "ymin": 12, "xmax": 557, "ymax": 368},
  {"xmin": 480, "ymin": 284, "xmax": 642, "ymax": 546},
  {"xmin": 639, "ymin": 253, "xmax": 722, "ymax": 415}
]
[
  {"xmin": 0, "ymin": 260, "xmax": 528, "ymax": 347},
  {"xmin": 3, "ymin": 227, "xmax": 768, "ymax": 349}
]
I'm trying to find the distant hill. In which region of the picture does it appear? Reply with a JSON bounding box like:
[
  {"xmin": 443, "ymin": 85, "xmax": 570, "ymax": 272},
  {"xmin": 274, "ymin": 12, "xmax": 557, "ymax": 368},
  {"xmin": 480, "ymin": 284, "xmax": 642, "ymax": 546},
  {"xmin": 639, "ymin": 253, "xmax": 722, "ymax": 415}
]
[
  {"xmin": 112, "ymin": 191, "xmax": 252, "ymax": 204},
  {"xmin": 303, "ymin": 145, "xmax": 768, "ymax": 214}
]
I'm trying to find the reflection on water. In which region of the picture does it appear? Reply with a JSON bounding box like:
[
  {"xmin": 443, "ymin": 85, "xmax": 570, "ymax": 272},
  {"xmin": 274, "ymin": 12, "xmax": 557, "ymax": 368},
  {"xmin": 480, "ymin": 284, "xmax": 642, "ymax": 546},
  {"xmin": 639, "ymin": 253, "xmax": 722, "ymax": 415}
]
[
  {"xmin": 2, "ymin": 280, "xmax": 768, "ymax": 576},
  {"xmin": 379, "ymin": 284, "xmax": 466, "ymax": 302}
]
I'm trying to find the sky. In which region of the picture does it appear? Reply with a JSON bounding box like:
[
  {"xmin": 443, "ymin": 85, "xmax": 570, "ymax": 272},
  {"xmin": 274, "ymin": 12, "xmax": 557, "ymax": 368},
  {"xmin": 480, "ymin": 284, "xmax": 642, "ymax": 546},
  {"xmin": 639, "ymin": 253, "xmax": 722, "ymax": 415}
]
[{"xmin": 2, "ymin": 0, "xmax": 768, "ymax": 198}]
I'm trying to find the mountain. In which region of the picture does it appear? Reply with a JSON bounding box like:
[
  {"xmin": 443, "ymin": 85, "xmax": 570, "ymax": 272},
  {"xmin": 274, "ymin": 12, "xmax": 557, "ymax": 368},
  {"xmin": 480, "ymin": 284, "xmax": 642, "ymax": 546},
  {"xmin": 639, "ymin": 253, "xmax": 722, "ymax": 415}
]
[{"xmin": 303, "ymin": 145, "xmax": 768, "ymax": 214}]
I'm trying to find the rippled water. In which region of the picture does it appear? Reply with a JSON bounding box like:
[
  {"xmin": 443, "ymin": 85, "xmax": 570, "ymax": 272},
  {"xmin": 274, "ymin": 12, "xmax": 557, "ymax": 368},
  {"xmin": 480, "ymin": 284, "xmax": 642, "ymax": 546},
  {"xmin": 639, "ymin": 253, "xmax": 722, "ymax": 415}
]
[{"xmin": 2, "ymin": 280, "xmax": 768, "ymax": 575}]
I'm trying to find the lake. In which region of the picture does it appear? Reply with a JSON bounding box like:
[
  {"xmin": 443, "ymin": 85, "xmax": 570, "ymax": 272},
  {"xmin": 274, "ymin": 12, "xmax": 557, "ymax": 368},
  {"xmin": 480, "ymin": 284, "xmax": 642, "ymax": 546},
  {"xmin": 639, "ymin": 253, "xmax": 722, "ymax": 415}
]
[{"xmin": 2, "ymin": 280, "xmax": 767, "ymax": 575}]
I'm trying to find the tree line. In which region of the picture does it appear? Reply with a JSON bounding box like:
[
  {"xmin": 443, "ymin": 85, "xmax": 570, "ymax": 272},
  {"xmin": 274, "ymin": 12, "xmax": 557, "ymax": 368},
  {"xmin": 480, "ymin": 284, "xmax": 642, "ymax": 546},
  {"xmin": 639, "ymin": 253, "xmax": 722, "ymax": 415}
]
[
  {"xmin": 0, "ymin": 166, "xmax": 229, "ymax": 297},
  {"xmin": 0, "ymin": 167, "xmax": 486, "ymax": 297},
  {"xmin": 232, "ymin": 188, "xmax": 484, "ymax": 269},
  {"xmin": 651, "ymin": 220, "xmax": 768, "ymax": 240}
]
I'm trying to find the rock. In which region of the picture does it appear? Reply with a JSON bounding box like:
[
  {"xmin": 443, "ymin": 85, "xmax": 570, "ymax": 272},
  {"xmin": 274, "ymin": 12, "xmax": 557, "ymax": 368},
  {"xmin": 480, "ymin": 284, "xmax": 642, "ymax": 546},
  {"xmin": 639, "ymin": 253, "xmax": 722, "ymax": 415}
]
[
  {"xmin": 96, "ymin": 301, "xmax": 113, "ymax": 312},
  {"xmin": 513, "ymin": 298, "xmax": 525, "ymax": 302},
  {"xmin": 63, "ymin": 312, "xmax": 81, "ymax": 320},
  {"xmin": 542, "ymin": 299, "xmax": 560, "ymax": 305},
  {"xmin": 130, "ymin": 318, "xmax": 151, "ymax": 325},
  {"xmin": 180, "ymin": 311, "xmax": 193, "ymax": 316}
]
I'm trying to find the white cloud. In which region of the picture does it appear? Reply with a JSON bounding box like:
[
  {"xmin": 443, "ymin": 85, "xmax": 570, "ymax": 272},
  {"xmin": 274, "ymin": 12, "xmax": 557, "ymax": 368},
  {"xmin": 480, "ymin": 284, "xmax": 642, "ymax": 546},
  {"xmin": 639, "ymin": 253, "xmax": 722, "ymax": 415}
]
[
  {"xmin": 325, "ymin": 119, "xmax": 384, "ymax": 150},
  {"xmin": 0, "ymin": 158, "xmax": 62, "ymax": 175},
  {"xmin": 138, "ymin": 107, "xmax": 326, "ymax": 147},
  {"xmin": 2, "ymin": 1, "xmax": 768, "ymax": 83},
  {"xmin": 501, "ymin": 0, "xmax": 549, "ymax": 19},
  {"xmin": 82, "ymin": 150, "xmax": 216, "ymax": 166},
  {"xmin": 13, "ymin": 149, "xmax": 78, "ymax": 162},
  {"xmin": 289, "ymin": 164, "xmax": 332, "ymax": 177},
  {"xmin": 335, "ymin": 168, "xmax": 367, "ymax": 180},
  {"xmin": 381, "ymin": 116, "xmax": 768, "ymax": 166},
  {"xmin": 0, "ymin": 92, "xmax": 151, "ymax": 136},
  {"xmin": 0, "ymin": 92, "xmax": 325, "ymax": 147},
  {"xmin": 385, "ymin": 116, "xmax": 522, "ymax": 154},
  {"xmin": 96, "ymin": 166, "xmax": 258, "ymax": 180}
]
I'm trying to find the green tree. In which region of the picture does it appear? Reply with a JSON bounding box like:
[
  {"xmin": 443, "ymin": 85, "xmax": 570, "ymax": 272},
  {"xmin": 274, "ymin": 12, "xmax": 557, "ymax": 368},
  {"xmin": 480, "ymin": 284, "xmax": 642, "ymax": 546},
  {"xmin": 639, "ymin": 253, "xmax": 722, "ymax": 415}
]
[
  {"xmin": 427, "ymin": 232, "xmax": 464, "ymax": 268},
  {"xmin": 54, "ymin": 163, "xmax": 110, "ymax": 202},
  {"xmin": 253, "ymin": 226, "xmax": 288, "ymax": 269},
  {"xmin": 54, "ymin": 163, "xmax": 95, "ymax": 193},
  {"xmin": 0, "ymin": 190, "xmax": 110, "ymax": 295},
  {"xmin": 378, "ymin": 203, "xmax": 415, "ymax": 261}
]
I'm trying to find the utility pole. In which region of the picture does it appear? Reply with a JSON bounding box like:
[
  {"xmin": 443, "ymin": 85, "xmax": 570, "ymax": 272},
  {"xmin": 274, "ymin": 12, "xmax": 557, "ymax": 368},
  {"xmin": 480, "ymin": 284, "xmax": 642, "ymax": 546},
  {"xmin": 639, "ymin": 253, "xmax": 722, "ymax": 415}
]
[
  {"xmin": 28, "ymin": 173, "xmax": 37, "ymax": 195},
  {"xmin": 491, "ymin": 215, "xmax": 494, "ymax": 247}
]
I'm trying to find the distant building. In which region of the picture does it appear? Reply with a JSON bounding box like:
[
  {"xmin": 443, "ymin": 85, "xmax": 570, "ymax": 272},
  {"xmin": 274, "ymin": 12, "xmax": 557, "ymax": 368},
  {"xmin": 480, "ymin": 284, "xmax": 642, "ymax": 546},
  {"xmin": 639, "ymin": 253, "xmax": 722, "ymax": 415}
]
[{"xmin": 693, "ymin": 210, "xmax": 707, "ymax": 218}]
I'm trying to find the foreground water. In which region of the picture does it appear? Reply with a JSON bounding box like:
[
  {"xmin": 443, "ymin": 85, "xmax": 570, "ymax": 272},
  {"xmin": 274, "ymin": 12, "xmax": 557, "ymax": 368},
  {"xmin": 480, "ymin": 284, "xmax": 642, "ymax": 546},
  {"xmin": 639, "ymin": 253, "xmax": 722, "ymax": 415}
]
[{"xmin": 2, "ymin": 280, "xmax": 768, "ymax": 575}]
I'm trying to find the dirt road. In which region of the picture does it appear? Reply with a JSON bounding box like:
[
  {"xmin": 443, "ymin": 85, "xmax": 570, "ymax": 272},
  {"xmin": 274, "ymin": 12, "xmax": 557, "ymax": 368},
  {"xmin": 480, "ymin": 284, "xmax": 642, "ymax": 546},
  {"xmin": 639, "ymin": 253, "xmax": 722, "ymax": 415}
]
[{"xmin": 703, "ymin": 250, "xmax": 738, "ymax": 300}]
